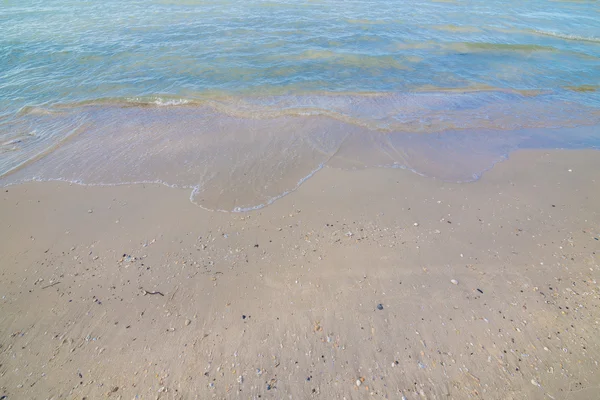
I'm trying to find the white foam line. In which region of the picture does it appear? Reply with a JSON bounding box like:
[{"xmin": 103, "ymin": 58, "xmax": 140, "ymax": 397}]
[
  {"xmin": 0, "ymin": 163, "xmax": 327, "ymax": 214},
  {"xmin": 0, "ymin": 151, "xmax": 515, "ymax": 212},
  {"xmin": 374, "ymin": 152, "xmax": 510, "ymax": 183},
  {"xmin": 226, "ymin": 162, "xmax": 326, "ymax": 213}
]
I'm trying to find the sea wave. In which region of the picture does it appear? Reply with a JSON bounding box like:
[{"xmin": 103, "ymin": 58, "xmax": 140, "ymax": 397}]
[
  {"xmin": 126, "ymin": 96, "xmax": 191, "ymax": 106},
  {"xmin": 19, "ymin": 89, "xmax": 598, "ymax": 132},
  {"xmin": 530, "ymin": 29, "xmax": 600, "ymax": 43}
]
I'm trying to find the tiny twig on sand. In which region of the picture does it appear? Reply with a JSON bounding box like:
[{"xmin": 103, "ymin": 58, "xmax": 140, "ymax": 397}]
[
  {"xmin": 169, "ymin": 285, "xmax": 179, "ymax": 301},
  {"xmin": 466, "ymin": 371, "xmax": 481, "ymax": 385},
  {"xmin": 42, "ymin": 282, "xmax": 60, "ymax": 289},
  {"xmin": 141, "ymin": 288, "xmax": 164, "ymax": 296}
]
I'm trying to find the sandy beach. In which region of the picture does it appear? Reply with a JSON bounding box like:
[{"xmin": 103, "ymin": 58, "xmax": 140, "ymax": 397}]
[
  {"xmin": 3, "ymin": 0, "xmax": 600, "ymax": 398},
  {"xmin": 0, "ymin": 149, "xmax": 599, "ymax": 399}
]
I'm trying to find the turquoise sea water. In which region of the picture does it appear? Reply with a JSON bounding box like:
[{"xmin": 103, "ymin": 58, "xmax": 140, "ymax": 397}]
[{"xmin": 1, "ymin": 0, "xmax": 599, "ymax": 210}]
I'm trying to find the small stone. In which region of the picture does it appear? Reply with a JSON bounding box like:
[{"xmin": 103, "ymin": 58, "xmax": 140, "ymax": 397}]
[
  {"xmin": 413, "ymin": 223, "xmax": 419, "ymax": 226},
  {"xmin": 185, "ymin": 319, "xmax": 191, "ymax": 326},
  {"xmin": 377, "ymin": 304, "xmax": 384, "ymax": 310},
  {"xmin": 356, "ymin": 379, "xmax": 362, "ymax": 387},
  {"xmin": 451, "ymin": 279, "xmax": 458, "ymax": 285},
  {"xmin": 237, "ymin": 375, "xmax": 243, "ymax": 384},
  {"xmin": 531, "ymin": 379, "xmax": 540, "ymax": 387},
  {"xmin": 88, "ymin": 209, "xmax": 93, "ymax": 213}
]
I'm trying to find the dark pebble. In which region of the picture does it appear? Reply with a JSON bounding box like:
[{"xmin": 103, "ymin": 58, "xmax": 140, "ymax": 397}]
[
  {"xmin": 377, "ymin": 304, "xmax": 384, "ymax": 310},
  {"xmin": 477, "ymin": 289, "xmax": 484, "ymax": 294}
]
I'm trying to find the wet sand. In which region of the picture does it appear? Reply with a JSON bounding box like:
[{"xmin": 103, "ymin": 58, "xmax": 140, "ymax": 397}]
[{"xmin": 0, "ymin": 149, "xmax": 599, "ymax": 399}]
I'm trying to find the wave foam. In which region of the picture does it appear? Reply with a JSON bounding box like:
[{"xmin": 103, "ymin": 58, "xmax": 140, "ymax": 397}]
[{"xmin": 531, "ymin": 29, "xmax": 600, "ymax": 43}]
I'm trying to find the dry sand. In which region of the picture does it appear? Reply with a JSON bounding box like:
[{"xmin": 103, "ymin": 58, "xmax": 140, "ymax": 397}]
[{"xmin": 0, "ymin": 149, "xmax": 599, "ymax": 399}]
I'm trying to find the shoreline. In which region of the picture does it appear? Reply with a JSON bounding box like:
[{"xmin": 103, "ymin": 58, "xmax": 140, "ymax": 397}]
[
  {"xmin": 3, "ymin": 92, "xmax": 600, "ymax": 192},
  {"xmin": 3, "ymin": 104, "xmax": 599, "ymax": 213},
  {"xmin": 1, "ymin": 149, "xmax": 599, "ymax": 399},
  {"xmin": 3, "ymin": 144, "xmax": 597, "ymax": 213}
]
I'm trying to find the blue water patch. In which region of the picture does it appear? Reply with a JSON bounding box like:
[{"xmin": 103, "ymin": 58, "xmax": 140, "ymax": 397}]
[{"xmin": 2, "ymin": 0, "xmax": 599, "ymax": 113}]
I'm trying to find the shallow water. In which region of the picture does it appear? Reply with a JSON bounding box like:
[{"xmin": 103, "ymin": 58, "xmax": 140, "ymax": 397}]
[{"xmin": 1, "ymin": 0, "xmax": 599, "ymax": 210}]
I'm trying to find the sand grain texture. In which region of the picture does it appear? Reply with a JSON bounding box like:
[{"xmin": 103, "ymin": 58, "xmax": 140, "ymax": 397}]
[{"xmin": 0, "ymin": 150, "xmax": 599, "ymax": 399}]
